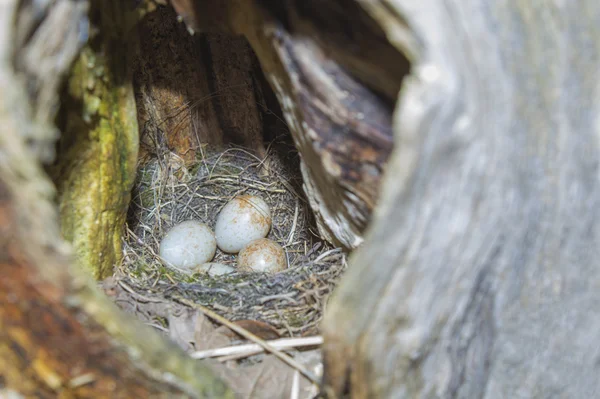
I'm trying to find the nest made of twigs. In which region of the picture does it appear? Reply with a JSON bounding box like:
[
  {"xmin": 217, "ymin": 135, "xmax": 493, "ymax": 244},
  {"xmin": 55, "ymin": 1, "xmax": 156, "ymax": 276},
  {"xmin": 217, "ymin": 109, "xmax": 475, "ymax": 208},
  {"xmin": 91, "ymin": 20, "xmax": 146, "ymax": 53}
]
[{"xmin": 116, "ymin": 141, "xmax": 346, "ymax": 335}]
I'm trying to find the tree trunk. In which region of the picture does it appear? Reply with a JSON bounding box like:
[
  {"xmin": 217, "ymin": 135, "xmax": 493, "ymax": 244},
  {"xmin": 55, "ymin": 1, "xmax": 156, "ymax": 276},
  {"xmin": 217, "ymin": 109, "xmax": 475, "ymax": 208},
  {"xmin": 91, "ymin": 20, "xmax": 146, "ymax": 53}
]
[
  {"xmin": 322, "ymin": 1, "xmax": 600, "ymax": 398},
  {"xmin": 49, "ymin": 0, "xmax": 140, "ymax": 279},
  {"xmin": 133, "ymin": 5, "xmax": 277, "ymax": 163}
]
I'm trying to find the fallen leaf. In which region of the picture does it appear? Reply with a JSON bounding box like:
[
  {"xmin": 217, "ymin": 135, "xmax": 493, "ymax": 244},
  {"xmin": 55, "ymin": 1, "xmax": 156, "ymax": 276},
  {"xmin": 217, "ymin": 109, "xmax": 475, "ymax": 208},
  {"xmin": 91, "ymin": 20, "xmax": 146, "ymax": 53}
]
[
  {"xmin": 168, "ymin": 307, "xmax": 200, "ymax": 351},
  {"xmin": 194, "ymin": 312, "xmax": 232, "ymax": 351},
  {"xmin": 99, "ymin": 278, "xmax": 171, "ymax": 327},
  {"xmin": 216, "ymin": 319, "xmax": 281, "ymax": 341},
  {"xmin": 209, "ymin": 350, "xmax": 322, "ymax": 399}
]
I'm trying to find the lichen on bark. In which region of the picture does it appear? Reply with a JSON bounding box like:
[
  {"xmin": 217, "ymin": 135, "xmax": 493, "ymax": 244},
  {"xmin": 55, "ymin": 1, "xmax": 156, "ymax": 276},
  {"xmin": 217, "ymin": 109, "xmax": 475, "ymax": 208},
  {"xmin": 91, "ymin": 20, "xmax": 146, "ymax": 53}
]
[{"xmin": 50, "ymin": 1, "xmax": 140, "ymax": 279}]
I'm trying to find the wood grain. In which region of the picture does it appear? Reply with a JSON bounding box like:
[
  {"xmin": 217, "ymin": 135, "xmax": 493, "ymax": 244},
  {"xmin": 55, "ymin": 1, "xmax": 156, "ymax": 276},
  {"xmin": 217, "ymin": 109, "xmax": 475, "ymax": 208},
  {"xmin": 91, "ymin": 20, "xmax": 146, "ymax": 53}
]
[{"xmin": 323, "ymin": 1, "xmax": 600, "ymax": 397}]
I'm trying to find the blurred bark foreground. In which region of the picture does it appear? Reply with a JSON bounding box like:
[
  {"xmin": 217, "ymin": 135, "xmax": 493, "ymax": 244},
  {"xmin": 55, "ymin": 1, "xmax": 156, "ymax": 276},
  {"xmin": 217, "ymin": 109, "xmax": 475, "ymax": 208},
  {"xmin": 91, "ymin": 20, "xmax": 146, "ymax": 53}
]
[
  {"xmin": 0, "ymin": 0, "xmax": 232, "ymax": 397},
  {"xmin": 322, "ymin": 1, "xmax": 600, "ymax": 398}
]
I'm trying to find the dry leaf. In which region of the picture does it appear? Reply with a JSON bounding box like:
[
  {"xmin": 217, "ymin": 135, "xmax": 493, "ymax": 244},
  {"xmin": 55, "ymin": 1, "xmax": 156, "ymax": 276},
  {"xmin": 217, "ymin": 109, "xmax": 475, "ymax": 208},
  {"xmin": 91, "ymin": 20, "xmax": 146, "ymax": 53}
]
[
  {"xmin": 99, "ymin": 278, "xmax": 170, "ymax": 326},
  {"xmin": 168, "ymin": 307, "xmax": 200, "ymax": 351},
  {"xmin": 216, "ymin": 319, "xmax": 281, "ymax": 341},
  {"xmin": 194, "ymin": 312, "xmax": 232, "ymax": 351},
  {"xmin": 209, "ymin": 351, "xmax": 322, "ymax": 399}
]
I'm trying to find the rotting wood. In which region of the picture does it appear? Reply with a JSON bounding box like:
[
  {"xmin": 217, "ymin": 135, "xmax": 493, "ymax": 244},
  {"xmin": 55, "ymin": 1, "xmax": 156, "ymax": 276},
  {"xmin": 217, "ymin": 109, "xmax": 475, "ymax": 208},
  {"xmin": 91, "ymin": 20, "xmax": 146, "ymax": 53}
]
[{"xmin": 0, "ymin": 184, "xmax": 230, "ymax": 397}]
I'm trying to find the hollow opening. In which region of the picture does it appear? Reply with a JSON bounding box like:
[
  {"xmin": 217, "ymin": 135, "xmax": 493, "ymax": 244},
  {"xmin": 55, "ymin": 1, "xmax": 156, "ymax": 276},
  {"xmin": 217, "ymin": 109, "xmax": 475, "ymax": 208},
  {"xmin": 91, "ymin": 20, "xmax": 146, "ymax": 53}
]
[
  {"xmin": 106, "ymin": 5, "xmax": 349, "ymax": 337},
  {"xmin": 46, "ymin": 1, "xmax": 410, "ymax": 394}
]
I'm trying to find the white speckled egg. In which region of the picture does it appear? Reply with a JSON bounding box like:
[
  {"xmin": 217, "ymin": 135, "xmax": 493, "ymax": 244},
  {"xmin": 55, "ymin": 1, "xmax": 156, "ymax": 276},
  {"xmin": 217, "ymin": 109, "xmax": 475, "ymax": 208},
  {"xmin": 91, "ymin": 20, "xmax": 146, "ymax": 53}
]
[
  {"xmin": 159, "ymin": 220, "xmax": 216, "ymax": 272},
  {"xmin": 238, "ymin": 238, "xmax": 287, "ymax": 273},
  {"xmin": 215, "ymin": 195, "xmax": 272, "ymax": 253},
  {"xmin": 194, "ymin": 262, "xmax": 236, "ymax": 277}
]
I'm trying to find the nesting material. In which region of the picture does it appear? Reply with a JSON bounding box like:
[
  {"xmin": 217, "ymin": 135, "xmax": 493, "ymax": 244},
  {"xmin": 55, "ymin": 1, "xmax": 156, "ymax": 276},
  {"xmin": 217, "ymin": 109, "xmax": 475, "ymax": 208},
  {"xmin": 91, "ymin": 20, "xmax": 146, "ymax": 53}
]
[
  {"xmin": 238, "ymin": 238, "xmax": 287, "ymax": 273},
  {"xmin": 119, "ymin": 144, "xmax": 346, "ymax": 334}
]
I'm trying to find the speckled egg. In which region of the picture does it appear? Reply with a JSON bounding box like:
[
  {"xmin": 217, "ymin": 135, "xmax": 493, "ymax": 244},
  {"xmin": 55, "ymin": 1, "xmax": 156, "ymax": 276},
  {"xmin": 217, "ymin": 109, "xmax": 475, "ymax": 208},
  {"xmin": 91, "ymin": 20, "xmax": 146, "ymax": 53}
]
[
  {"xmin": 237, "ymin": 238, "xmax": 287, "ymax": 273},
  {"xmin": 159, "ymin": 220, "xmax": 216, "ymax": 272},
  {"xmin": 214, "ymin": 195, "xmax": 272, "ymax": 253},
  {"xmin": 194, "ymin": 262, "xmax": 236, "ymax": 277}
]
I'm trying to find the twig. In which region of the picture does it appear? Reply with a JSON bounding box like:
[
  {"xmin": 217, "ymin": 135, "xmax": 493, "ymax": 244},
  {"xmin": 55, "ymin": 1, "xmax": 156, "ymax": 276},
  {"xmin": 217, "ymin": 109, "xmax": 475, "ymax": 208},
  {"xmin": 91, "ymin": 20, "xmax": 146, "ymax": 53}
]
[
  {"xmin": 314, "ymin": 248, "xmax": 342, "ymax": 263},
  {"xmin": 190, "ymin": 336, "xmax": 323, "ymax": 360},
  {"xmin": 291, "ymin": 370, "xmax": 300, "ymax": 399},
  {"xmin": 278, "ymin": 176, "xmax": 307, "ymax": 204},
  {"xmin": 177, "ymin": 297, "xmax": 320, "ymax": 385},
  {"xmin": 286, "ymin": 199, "xmax": 299, "ymax": 246},
  {"xmin": 258, "ymin": 292, "xmax": 299, "ymax": 305},
  {"xmin": 117, "ymin": 281, "xmax": 164, "ymax": 303}
]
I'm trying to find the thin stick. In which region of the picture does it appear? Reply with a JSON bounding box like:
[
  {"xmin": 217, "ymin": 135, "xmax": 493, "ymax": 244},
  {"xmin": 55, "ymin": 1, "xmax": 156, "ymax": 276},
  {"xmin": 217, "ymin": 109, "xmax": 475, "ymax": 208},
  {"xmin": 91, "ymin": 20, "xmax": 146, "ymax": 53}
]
[
  {"xmin": 286, "ymin": 199, "xmax": 299, "ymax": 246},
  {"xmin": 177, "ymin": 298, "xmax": 320, "ymax": 385},
  {"xmin": 291, "ymin": 370, "xmax": 300, "ymax": 399},
  {"xmin": 314, "ymin": 248, "xmax": 342, "ymax": 263},
  {"xmin": 117, "ymin": 281, "xmax": 164, "ymax": 303},
  {"xmin": 278, "ymin": 176, "xmax": 307, "ymax": 204},
  {"xmin": 258, "ymin": 292, "xmax": 299, "ymax": 305},
  {"xmin": 190, "ymin": 336, "xmax": 323, "ymax": 360}
]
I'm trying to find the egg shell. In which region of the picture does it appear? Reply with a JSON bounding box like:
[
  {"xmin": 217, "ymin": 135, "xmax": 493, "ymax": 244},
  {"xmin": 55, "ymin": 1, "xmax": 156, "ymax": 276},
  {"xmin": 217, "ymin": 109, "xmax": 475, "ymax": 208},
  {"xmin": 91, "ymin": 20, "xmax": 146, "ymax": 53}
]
[
  {"xmin": 215, "ymin": 195, "xmax": 272, "ymax": 253},
  {"xmin": 194, "ymin": 262, "xmax": 236, "ymax": 277},
  {"xmin": 159, "ymin": 220, "xmax": 216, "ymax": 272},
  {"xmin": 237, "ymin": 238, "xmax": 287, "ymax": 273}
]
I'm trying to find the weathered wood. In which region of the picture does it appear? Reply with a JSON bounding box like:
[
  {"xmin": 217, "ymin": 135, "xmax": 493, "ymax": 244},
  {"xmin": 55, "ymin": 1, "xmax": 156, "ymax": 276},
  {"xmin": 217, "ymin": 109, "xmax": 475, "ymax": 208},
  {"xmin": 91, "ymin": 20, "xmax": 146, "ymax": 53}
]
[
  {"xmin": 134, "ymin": 4, "xmax": 222, "ymax": 162},
  {"xmin": 323, "ymin": 1, "xmax": 600, "ymax": 397},
  {"xmin": 133, "ymin": 6, "xmax": 271, "ymax": 163},
  {"xmin": 169, "ymin": 0, "xmax": 405, "ymax": 248},
  {"xmin": 0, "ymin": 1, "xmax": 233, "ymax": 396},
  {"xmin": 11, "ymin": 0, "xmax": 89, "ymax": 164},
  {"xmin": 0, "ymin": 179, "xmax": 230, "ymax": 397}
]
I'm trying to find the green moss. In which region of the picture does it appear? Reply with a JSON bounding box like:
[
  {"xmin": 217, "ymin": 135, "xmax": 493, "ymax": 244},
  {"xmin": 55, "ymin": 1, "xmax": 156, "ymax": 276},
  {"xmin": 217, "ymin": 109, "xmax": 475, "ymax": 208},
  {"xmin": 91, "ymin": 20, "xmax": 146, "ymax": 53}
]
[
  {"xmin": 128, "ymin": 258, "xmax": 150, "ymax": 279},
  {"xmin": 285, "ymin": 312, "xmax": 310, "ymax": 329},
  {"xmin": 138, "ymin": 166, "xmax": 155, "ymax": 186},
  {"xmin": 51, "ymin": 0, "xmax": 140, "ymax": 279},
  {"xmin": 138, "ymin": 189, "xmax": 155, "ymax": 209}
]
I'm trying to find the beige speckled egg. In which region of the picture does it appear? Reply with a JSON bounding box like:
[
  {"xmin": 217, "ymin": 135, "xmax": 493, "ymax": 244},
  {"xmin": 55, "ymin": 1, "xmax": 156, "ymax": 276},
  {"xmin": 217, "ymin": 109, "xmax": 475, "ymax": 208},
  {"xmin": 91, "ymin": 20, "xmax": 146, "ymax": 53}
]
[
  {"xmin": 215, "ymin": 195, "xmax": 272, "ymax": 253},
  {"xmin": 159, "ymin": 220, "xmax": 216, "ymax": 272},
  {"xmin": 194, "ymin": 262, "xmax": 236, "ymax": 277},
  {"xmin": 238, "ymin": 238, "xmax": 287, "ymax": 273}
]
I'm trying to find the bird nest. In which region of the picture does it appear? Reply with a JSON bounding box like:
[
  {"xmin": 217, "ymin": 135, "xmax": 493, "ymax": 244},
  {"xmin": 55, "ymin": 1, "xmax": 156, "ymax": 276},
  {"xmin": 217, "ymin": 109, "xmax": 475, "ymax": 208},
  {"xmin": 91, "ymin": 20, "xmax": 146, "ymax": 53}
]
[{"xmin": 114, "ymin": 141, "xmax": 346, "ymax": 336}]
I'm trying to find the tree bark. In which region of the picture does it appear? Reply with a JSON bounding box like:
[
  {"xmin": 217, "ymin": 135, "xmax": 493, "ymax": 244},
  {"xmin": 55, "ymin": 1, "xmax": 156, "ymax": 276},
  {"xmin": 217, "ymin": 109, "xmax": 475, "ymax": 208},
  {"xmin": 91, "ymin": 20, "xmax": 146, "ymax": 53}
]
[
  {"xmin": 133, "ymin": 6, "xmax": 276, "ymax": 163},
  {"xmin": 322, "ymin": 1, "xmax": 600, "ymax": 398},
  {"xmin": 0, "ymin": 1, "xmax": 232, "ymax": 396},
  {"xmin": 48, "ymin": 0, "xmax": 140, "ymax": 279}
]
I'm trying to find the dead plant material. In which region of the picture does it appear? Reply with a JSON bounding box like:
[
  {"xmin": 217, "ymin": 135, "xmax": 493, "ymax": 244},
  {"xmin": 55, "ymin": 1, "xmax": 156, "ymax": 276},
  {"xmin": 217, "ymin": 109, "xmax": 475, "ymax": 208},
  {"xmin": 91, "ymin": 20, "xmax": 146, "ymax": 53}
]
[
  {"xmin": 190, "ymin": 336, "xmax": 324, "ymax": 361},
  {"xmin": 178, "ymin": 298, "xmax": 320, "ymax": 385},
  {"xmin": 114, "ymin": 142, "xmax": 347, "ymax": 336}
]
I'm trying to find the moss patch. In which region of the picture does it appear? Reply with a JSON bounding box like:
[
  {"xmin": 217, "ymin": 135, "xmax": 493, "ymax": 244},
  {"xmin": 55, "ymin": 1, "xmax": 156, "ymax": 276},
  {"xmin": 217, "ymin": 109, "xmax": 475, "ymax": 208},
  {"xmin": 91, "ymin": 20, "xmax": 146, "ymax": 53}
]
[{"xmin": 50, "ymin": 0, "xmax": 140, "ymax": 279}]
